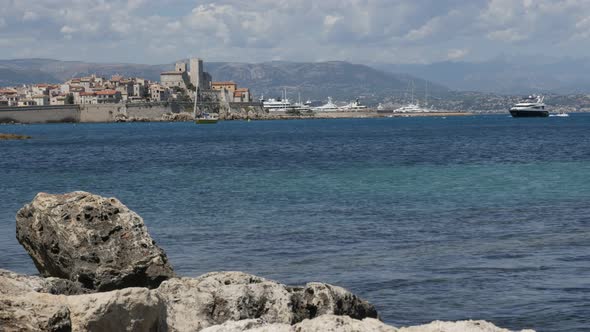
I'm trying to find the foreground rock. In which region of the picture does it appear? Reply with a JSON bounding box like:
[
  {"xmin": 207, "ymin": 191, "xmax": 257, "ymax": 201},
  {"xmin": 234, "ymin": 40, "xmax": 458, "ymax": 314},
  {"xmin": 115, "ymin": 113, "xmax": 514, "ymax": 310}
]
[
  {"xmin": 0, "ymin": 133, "xmax": 31, "ymax": 140},
  {"xmin": 0, "ymin": 269, "xmax": 88, "ymax": 296},
  {"xmin": 200, "ymin": 315, "xmax": 536, "ymax": 332},
  {"xmin": 397, "ymin": 320, "xmax": 536, "ymax": 332},
  {"xmin": 156, "ymin": 271, "xmax": 378, "ymax": 331},
  {"xmin": 0, "ymin": 269, "xmax": 535, "ymax": 332},
  {"xmin": 16, "ymin": 191, "xmax": 174, "ymax": 291}
]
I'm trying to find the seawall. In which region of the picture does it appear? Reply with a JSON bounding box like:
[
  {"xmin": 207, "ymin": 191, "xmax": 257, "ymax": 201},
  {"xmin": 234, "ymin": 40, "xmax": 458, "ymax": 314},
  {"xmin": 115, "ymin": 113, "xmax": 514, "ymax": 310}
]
[
  {"xmin": 0, "ymin": 103, "xmax": 187, "ymax": 124},
  {"xmin": 0, "ymin": 105, "xmax": 80, "ymax": 124}
]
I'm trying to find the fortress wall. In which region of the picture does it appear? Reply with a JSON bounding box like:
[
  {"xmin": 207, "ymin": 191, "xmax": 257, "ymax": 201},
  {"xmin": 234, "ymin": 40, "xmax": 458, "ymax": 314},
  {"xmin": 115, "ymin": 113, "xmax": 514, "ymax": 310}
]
[
  {"xmin": 0, "ymin": 105, "xmax": 80, "ymax": 123},
  {"xmin": 79, "ymin": 104, "xmax": 126, "ymax": 122},
  {"xmin": 125, "ymin": 103, "xmax": 177, "ymax": 119}
]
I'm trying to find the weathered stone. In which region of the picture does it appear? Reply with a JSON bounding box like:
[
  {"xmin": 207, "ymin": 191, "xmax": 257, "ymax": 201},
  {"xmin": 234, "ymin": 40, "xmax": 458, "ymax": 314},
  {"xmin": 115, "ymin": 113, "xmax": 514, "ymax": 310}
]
[
  {"xmin": 289, "ymin": 282, "xmax": 378, "ymax": 323},
  {"xmin": 66, "ymin": 287, "xmax": 166, "ymax": 332},
  {"xmin": 0, "ymin": 269, "xmax": 88, "ymax": 296},
  {"xmin": 157, "ymin": 272, "xmax": 293, "ymax": 331},
  {"xmin": 157, "ymin": 272, "xmax": 378, "ymax": 332},
  {"xmin": 199, "ymin": 316, "xmax": 537, "ymax": 332},
  {"xmin": 0, "ymin": 292, "xmax": 71, "ymax": 332},
  {"xmin": 397, "ymin": 320, "xmax": 536, "ymax": 332},
  {"xmin": 0, "ymin": 288, "xmax": 164, "ymax": 332},
  {"xmin": 16, "ymin": 191, "xmax": 174, "ymax": 291},
  {"xmin": 294, "ymin": 315, "xmax": 398, "ymax": 332},
  {"xmin": 199, "ymin": 315, "xmax": 396, "ymax": 332},
  {"xmin": 200, "ymin": 319, "xmax": 291, "ymax": 332}
]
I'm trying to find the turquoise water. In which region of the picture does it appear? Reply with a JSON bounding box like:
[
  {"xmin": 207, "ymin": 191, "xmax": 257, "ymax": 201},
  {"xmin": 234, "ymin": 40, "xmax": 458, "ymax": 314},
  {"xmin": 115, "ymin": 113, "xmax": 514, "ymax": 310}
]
[{"xmin": 1, "ymin": 116, "xmax": 589, "ymax": 331}]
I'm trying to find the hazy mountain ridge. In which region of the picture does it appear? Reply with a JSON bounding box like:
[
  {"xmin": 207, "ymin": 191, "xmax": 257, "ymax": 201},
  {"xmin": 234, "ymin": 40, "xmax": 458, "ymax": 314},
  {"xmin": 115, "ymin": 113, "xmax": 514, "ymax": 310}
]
[
  {"xmin": 374, "ymin": 57, "xmax": 590, "ymax": 94},
  {"xmin": 205, "ymin": 61, "xmax": 449, "ymax": 102}
]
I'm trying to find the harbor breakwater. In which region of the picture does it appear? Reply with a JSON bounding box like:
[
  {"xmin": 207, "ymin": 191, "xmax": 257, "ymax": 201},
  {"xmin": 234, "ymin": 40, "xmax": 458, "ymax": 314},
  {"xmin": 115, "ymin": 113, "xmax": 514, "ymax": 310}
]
[{"xmin": 1, "ymin": 191, "xmax": 535, "ymax": 331}]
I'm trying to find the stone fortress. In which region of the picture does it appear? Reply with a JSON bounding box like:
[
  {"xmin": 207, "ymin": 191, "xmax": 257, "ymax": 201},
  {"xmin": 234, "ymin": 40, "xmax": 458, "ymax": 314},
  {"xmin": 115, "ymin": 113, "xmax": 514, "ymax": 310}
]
[{"xmin": 0, "ymin": 57, "xmax": 265, "ymax": 123}]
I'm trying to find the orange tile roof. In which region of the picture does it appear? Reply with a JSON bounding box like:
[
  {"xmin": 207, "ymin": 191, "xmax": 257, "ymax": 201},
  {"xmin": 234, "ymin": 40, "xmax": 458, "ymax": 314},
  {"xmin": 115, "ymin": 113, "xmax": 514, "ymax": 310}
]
[
  {"xmin": 96, "ymin": 89, "xmax": 118, "ymax": 96},
  {"xmin": 212, "ymin": 81, "xmax": 236, "ymax": 86}
]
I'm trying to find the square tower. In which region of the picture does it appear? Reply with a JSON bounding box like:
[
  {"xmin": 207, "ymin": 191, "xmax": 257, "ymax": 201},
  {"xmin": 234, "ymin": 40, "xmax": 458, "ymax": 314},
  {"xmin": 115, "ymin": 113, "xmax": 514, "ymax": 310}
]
[
  {"xmin": 190, "ymin": 58, "xmax": 203, "ymax": 89},
  {"xmin": 175, "ymin": 62, "xmax": 187, "ymax": 73}
]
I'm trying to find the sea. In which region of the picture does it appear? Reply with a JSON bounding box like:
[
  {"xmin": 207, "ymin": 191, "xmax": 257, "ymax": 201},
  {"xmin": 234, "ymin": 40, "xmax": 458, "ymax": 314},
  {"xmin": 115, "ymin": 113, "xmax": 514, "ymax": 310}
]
[{"xmin": 0, "ymin": 115, "xmax": 589, "ymax": 331}]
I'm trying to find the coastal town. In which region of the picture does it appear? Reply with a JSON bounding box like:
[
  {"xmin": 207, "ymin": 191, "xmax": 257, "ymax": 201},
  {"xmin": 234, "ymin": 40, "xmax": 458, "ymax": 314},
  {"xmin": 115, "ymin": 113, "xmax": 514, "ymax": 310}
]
[{"xmin": 0, "ymin": 57, "xmax": 252, "ymax": 107}]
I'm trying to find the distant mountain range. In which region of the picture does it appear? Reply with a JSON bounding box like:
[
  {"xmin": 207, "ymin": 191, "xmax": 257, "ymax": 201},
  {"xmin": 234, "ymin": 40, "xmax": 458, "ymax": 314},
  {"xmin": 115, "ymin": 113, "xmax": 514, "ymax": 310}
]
[
  {"xmin": 0, "ymin": 58, "xmax": 448, "ymax": 104},
  {"xmin": 373, "ymin": 57, "xmax": 590, "ymax": 94},
  {"xmin": 3, "ymin": 57, "xmax": 590, "ymax": 104}
]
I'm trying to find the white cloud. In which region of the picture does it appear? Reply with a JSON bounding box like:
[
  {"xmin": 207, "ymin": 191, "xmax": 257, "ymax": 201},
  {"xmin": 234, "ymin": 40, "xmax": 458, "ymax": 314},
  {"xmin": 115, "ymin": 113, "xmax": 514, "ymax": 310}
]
[
  {"xmin": 22, "ymin": 11, "xmax": 39, "ymax": 21},
  {"xmin": 1, "ymin": 0, "xmax": 590, "ymax": 64},
  {"xmin": 447, "ymin": 48, "xmax": 469, "ymax": 60},
  {"xmin": 60, "ymin": 25, "xmax": 76, "ymax": 34}
]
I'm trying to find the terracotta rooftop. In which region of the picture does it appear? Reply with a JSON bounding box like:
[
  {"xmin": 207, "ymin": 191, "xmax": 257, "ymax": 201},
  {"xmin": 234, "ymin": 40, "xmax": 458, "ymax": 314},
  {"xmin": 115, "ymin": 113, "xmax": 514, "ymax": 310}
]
[
  {"xmin": 212, "ymin": 81, "xmax": 237, "ymax": 86},
  {"xmin": 96, "ymin": 89, "xmax": 118, "ymax": 96}
]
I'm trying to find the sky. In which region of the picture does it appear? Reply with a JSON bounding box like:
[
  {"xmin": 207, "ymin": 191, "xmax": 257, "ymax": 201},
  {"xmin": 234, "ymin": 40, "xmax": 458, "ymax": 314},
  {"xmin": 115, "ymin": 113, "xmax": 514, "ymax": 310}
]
[{"xmin": 1, "ymin": 0, "xmax": 590, "ymax": 64}]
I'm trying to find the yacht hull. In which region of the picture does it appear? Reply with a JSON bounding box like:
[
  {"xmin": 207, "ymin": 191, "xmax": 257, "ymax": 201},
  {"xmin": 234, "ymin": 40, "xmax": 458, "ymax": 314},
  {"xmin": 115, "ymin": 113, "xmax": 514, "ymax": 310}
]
[
  {"xmin": 195, "ymin": 119, "xmax": 218, "ymax": 124},
  {"xmin": 509, "ymin": 110, "xmax": 549, "ymax": 118}
]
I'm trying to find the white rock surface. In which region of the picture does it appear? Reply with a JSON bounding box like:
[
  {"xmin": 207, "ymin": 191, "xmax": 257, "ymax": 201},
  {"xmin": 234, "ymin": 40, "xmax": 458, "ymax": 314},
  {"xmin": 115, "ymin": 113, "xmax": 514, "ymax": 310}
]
[
  {"xmin": 397, "ymin": 320, "xmax": 536, "ymax": 332},
  {"xmin": 66, "ymin": 287, "xmax": 166, "ymax": 332},
  {"xmin": 156, "ymin": 272, "xmax": 379, "ymax": 332}
]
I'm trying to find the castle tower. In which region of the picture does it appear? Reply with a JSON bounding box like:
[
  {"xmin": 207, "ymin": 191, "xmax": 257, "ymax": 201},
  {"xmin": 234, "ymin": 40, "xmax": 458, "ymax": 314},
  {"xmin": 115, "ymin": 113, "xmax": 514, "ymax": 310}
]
[
  {"xmin": 175, "ymin": 62, "xmax": 187, "ymax": 73},
  {"xmin": 190, "ymin": 58, "xmax": 203, "ymax": 89}
]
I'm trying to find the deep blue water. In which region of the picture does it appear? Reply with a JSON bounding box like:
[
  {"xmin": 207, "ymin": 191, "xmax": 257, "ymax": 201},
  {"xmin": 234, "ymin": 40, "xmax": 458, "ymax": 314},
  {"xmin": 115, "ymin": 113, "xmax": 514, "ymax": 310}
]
[{"xmin": 1, "ymin": 115, "xmax": 589, "ymax": 331}]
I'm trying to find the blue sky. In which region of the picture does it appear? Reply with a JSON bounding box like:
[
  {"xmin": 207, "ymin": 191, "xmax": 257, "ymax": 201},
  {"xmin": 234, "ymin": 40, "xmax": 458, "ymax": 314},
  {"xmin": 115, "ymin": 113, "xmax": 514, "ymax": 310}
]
[{"xmin": 1, "ymin": 0, "xmax": 590, "ymax": 64}]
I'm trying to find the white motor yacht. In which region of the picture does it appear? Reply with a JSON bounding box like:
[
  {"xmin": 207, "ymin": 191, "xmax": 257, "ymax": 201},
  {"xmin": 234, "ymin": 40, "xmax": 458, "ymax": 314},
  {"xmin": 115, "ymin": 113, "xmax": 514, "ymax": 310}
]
[{"xmin": 509, "ymin": 95, "xmax": 549, "ymax": 117}]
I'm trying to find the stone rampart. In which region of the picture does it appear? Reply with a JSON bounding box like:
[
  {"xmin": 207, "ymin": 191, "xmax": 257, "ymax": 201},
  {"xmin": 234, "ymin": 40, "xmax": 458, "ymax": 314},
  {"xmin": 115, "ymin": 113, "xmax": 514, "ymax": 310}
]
[{"xmin": 0, "ymin": 105, "xmax": 80, "ymax": 124}]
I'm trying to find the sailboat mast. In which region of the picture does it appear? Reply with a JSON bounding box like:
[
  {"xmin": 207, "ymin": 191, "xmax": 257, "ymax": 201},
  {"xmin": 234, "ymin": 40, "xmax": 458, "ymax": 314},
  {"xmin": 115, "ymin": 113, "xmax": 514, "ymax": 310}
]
[{"xmin": 193, "ymin": 89, "xmax": 198, "ymax": 119}]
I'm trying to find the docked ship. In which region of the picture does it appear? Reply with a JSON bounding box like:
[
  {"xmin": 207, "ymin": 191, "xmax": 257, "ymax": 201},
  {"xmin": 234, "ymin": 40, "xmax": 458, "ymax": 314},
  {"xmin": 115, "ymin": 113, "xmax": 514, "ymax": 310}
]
[
  {"xmin": 509, "ymin": 95, "xmax": 549, "ymax": 117},
  {"xmin": 262, "ymin": 97, "xmax": 293, "ymax": 111},
  {"xmin": 339, "ymin": 98, "xmax": 367, "ymax": 111},
  {"xmin": 393, "ymin": 102, "xmax": 428, "ymax": 113},
  {"xmin": 312, "ymin": 97, "xmax": 340, "ymax": 111}
]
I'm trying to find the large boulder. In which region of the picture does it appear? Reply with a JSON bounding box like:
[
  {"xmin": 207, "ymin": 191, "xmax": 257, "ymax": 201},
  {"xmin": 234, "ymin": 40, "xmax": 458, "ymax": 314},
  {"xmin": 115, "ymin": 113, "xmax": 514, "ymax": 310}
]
[
  {"xmin": 156, "ymin": 272, "xmax": 378, "ymax": 332},
  {"xmin": 16, "ymin": 191, "xmax": 174, "ymax": 291}
]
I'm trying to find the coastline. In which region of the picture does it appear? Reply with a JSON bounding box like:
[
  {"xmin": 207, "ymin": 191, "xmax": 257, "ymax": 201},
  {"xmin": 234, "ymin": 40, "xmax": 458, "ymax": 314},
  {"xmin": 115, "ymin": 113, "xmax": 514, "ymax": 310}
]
[{"xmin": 1, "ymin": 191, "xmax": 537, "ymax": 332}]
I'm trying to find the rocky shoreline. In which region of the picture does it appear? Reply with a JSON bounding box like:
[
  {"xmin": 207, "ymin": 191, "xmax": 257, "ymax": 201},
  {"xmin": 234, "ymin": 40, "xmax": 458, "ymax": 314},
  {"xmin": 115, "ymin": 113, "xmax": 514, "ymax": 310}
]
[
  {"xmin": 1, "ymin": 191, "xmax": 535, "ymax": 331},
  {"xmin": 0, "ymin": 133, "xmax": 31, "ymax": 140}
]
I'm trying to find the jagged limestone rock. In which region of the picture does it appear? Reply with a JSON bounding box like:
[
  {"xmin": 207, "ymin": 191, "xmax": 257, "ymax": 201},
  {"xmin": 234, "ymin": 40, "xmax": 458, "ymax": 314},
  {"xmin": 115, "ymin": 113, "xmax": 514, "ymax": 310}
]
[
  {"xmin": 397, "ymin": 320, "xmax": 536, "ymax": 332},
  {"xmin": 16, "ymin": 191, "xmax": 174, "ymax": 291},
  {"xmin": 200, "ymin": 315, "xmax": 397, "ymax": 332},
  {"xmin": 0, "ymin": 269, "xmax": 88, "ymax": 296},
  {"xmin": 156, "ymin": 272, "xmax": 378, "ymax": 332},
  {"xmin": 289, "ymin": 282, "xmax": 378, "ymax": 322},
  {"xmin": 66, "ymin": 287, "xmax": 166, "ymax": 332},
  {"xmin": 0, "ymin": 292, "xmax": 71, "ymax": 332}
]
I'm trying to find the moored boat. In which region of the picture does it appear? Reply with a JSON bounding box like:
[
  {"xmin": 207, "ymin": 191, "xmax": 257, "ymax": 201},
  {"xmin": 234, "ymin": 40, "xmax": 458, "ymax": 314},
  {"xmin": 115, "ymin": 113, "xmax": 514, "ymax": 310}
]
[{"xmin": 195, "ymin": 113, "xmax": 219, "ymax": 124}]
